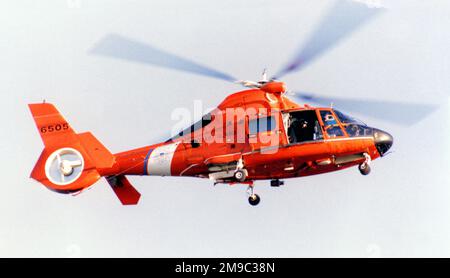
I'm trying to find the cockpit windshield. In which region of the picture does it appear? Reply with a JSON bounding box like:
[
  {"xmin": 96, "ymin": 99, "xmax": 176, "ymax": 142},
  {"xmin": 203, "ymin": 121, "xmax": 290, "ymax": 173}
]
[
  {"xmin": 333, "ymin": 110, "xmax": 365, "ymax": 126},
  {"xmin": 333, "ymin": 110, "xmax": 373, "ymax": 138}
]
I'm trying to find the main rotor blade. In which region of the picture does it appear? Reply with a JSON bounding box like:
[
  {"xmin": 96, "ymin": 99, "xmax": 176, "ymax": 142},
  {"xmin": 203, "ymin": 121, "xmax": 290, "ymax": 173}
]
[
  {"xmin": 91, "ymin": 34, "xmax": 236, "ymax": 82},
  {"xmin": 274, "ymin": 0, "xmax": 384, "ymax": 79},
  {"xmin": 291, "ymin": 92, "xmax": 436, "ymax": 126}
]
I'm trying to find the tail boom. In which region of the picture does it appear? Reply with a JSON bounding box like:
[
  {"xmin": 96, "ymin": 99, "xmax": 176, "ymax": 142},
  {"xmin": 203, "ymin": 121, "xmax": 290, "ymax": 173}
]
[{"xmin": 29, "ymin": 102, "xmax": 177, "ymax": 205}]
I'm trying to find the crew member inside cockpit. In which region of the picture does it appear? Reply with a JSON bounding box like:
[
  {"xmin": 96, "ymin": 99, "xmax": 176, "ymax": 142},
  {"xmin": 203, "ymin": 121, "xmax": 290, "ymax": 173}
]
[
  {"xmin": 287, "ymin": 117, "xmax": 301, "ymax": 143},
  {"xmin": 287, "ymin": 111, "xmax": 318, "ymax": 143},
  {"xmin": 324, "ymin": 113, "xmax": 337, "ymax": 125},
  {"xmin": 320, "ymin": 111, "xmax": 344, "ymax": 137}
]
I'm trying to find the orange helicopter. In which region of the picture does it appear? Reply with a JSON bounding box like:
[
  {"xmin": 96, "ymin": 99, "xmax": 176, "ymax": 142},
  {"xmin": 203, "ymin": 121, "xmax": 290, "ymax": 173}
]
[{"xmin": 28, "ymin": 1, "xmax": 432, "ymax": 206}]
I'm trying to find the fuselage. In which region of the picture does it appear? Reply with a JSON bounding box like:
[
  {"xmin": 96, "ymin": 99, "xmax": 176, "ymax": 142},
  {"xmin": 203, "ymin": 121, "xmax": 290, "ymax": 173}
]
[{"xmin": 110, "ymin": 89, "xmax": 392, "ymax": 183}]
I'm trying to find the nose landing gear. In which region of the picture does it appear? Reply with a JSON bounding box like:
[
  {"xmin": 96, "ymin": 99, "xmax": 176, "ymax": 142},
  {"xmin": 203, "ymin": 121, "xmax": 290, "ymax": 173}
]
[{"xmin": 358, "ymin": 153, "xmax": 371, "ymax": 175}]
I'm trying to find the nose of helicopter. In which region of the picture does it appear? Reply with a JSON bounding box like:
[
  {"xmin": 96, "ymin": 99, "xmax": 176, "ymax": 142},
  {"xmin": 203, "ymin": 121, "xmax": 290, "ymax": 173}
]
[{"xmin": 373, "ymin": 129, "xmax": 393, "ymax": 156}]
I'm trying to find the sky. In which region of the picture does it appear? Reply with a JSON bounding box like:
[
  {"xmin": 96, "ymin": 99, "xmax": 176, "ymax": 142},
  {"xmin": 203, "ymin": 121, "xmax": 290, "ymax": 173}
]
[{"xmin": 0, "ymin": 0, "xmax": 449, "ymax": 257}]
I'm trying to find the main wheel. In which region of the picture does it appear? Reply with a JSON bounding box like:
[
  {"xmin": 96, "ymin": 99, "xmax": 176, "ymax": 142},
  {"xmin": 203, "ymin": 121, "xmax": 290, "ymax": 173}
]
[
  {"xmin": 234, "ymin": 169, "xmax": 246, "ymax": 182},
  {"xmin": 358, "ymin": 163, "xmax": 371, "ymax": 175},
  {"xmin": 248, "ymin": 194, "xmax": 260, "ymax": 206}
]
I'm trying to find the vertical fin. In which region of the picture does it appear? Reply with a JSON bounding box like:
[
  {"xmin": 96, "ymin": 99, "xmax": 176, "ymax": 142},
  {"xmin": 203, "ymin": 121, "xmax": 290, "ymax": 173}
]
[{"xmin": 106, "ymin": 175, "xmax": 141, "ymax": 205}]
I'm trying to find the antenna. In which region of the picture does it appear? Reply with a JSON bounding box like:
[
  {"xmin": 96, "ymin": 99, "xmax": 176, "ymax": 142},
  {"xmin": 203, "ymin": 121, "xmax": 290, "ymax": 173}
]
[
  {"xmin": 235, "ymin": 68, "xmax": 272, "ymax": 88},
  {"xmin": 261, "ymin": 68, "xmax": 268, "ymax": 82}
]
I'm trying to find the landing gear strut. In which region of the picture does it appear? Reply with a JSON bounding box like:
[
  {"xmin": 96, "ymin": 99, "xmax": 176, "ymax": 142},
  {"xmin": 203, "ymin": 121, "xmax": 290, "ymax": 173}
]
[
  {"xmin": 359, "ymin": 153, "xmax": 371, "ymax": 175},
  {"xmin": 246, "ymin": 184, "xmax": 260, "ymax": 206}
]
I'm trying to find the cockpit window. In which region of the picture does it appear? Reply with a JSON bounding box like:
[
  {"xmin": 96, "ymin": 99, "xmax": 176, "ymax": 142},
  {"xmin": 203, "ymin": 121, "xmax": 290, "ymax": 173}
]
[
  {"xmin": 320, "ymin": 110, "xmax": 344, "ymax": 137},
  {"xmin": 333, "ymin": 110, "xmax": 373, "ymax": 137},
  {"xmin": 344, "ymin": 124, "xmax": 373, "ymax": 137},
  {"xmin": 333, "ymin": 110, "xmax": 365, "ymax": 126}
]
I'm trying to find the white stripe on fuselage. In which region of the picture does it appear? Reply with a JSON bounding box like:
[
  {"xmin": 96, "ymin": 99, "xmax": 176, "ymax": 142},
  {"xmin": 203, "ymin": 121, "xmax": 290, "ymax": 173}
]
[{"xmin": 147, "ymin": 142, "xmax": 180, "ymax": 176}]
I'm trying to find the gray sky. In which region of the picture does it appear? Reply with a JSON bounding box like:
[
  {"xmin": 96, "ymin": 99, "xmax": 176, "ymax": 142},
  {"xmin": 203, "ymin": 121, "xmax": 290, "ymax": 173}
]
[{"xmin": 1, "ymin": 0, "xmax": 449, "ymax": 257}]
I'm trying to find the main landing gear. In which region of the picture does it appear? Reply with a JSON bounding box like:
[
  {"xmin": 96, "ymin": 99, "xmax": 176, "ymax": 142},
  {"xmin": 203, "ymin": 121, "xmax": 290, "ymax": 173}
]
[
  {"xmin": 246, "ymin": 184, "xmax": 260, "ymax": 206},
  {"xmin": 234, "ymin": 169, "xmax": 246, "ymax": 182},
  {"xmin": 234, "ymin": 158, "xmax": 247, "ymax": 182},
  {"xmin": 243, "ymin": 179, "xmax": 285, "ymax": 206},
  {"xmin": 358, "ymin": 153, "xmax": 371, "ymax": 176}
]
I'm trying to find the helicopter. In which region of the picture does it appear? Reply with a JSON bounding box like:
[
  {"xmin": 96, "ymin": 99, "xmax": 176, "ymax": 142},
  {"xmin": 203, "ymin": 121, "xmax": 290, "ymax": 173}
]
[{"xmin": 28, "ymin": 1, "xmax": 433, "ymax": 206}]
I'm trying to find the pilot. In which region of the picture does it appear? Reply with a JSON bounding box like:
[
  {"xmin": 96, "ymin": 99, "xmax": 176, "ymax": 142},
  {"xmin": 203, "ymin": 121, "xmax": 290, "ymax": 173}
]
[
  {"xmin": 300, "ymin": 119, "xmax": 308, "ymax": 129},
  {"xmin": 347, "ymin": 124, "xmax": 361, "ymax": 137},
  {"xmin": 324, "ymin": 113, "xmax": 337, "ymax": 126},
  {"xmin": 297, "ymin": 119, "xmax": 310, "ymax": 142},
  {"xmin": 322, "ymin": 113, "xmax": 343, "ymax": 137}
]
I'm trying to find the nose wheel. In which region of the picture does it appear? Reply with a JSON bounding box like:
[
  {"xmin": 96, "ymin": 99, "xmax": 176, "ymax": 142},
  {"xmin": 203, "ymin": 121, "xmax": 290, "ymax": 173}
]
[
  {"xmin": 358, "ymin": 163, "xmax": 371, "ymax": 175},
  {"xmin": 358, "ymin": 153, "xmax": 371, "ymax": 175}
]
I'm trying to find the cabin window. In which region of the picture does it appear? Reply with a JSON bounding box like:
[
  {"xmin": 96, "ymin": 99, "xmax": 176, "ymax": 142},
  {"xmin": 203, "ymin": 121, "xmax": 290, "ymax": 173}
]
[
  {"xmin": 249, "ymin": 116, "xmax": 275, "ymax": 135},
  {"xmin": 169, "ymin": 113, "xmax": 213, "ymax": 141}
]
